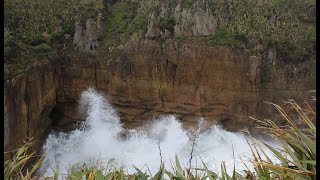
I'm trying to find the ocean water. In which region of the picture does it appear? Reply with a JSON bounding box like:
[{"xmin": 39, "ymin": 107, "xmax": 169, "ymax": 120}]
[{"xmin": 39, "ymin": 88, "xmax": 281, "ymax": 178}]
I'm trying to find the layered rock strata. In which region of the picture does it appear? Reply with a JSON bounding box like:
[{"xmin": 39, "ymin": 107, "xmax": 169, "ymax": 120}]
[{"xmin": 4, "ymin": 40, "xmax": 315, "ymax": 155}]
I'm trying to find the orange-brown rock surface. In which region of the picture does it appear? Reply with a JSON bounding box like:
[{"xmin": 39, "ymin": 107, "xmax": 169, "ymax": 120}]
[
  {"xmin": 60, "ymin": 40, "xmax": 316, "ymax": 131},
  {"xmin": 4, "ymin": 61, "xmax": 58, "ymax": 154},
  {"xmin": 4, "ymin": 40, "xmax": 316, "ymax": 154}
]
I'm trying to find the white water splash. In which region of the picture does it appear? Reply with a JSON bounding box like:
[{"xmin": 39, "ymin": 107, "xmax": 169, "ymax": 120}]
[{"xmin": 39, "ymin": 88, "xmax": 281, "ymax": 178}]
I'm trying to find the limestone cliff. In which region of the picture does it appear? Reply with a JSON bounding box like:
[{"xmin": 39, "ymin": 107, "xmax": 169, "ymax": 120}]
[
  {"xmin": 4, "ymin": 40, "xmax": 315, "ymax": 153},
  {"xmin": 4, "ymin": 0, "xmax": 316, "ymax": 154},
  {"xmin": 147, "ymin": 0, "xmax": 219, "ymax": 38},
  {"xmin": 58, "ymin": 40, "xmax": 315, "ymax": 131},
  {"xmin": 4, "ymin": 61, "xmax": 58, "ymax": 154}
]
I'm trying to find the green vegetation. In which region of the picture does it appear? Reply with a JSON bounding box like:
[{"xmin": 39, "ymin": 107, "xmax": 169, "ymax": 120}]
[
  {"xmin": 5, "ymin": 98, "xmax": 316, "ymax": 179},
  {"xmin": 104, "ymin": 3, "xmax": 137, "ymax": 38},
  {"xmin": 4, "ymin": 0, "xmax": 154, "ymax": 79},
  {"xmin": 176, "ymin": 35, "xmax": 188, "ymax": 41},
  {"xmin": 181, "ymin": 0, "xmax": 193, "ymax": 9},
  {"xmin": 210, "ymin": 0, "xmax": 316, "ymax": 62},
  {"xmin": 158, "ymin": 0, "xmax": 176, "ymax": 34},
  {"xmin": 4, "ymin": 0, "xmax": 315, "ymax": 79},
  {"xmin": 4, "ymin": 0, "xmax": 103, "ymax": 46},
  {"xmin": 159, "ymin": 16, "xmax": 176, "ymax": 33},
  {"xmin": 127, "ymin": 12, "xmax": 149, "ymax": 35},
  {"xmin": 206, "ymin": 28, "xmax": 246, "ymax": 48},
  {"xmin": 274, "ymin": 40, "xmax": 311, "ymax": 64},
  {"xmin": 104, "ymin": 0, "xmax": 162, "ymax": 41},
  {"xmin": 4, "ymin": 29, "xmax": 16, "ymax": 59},
  {"xmin": 4, "ymin": 0, "xmax": 106, "ymax": 79},
  {"xmin": 249, "ymin": 99, "xmax": 316, "ymax": 179},
  {"xmin": 139, "ymin": 0, "xmax": 161, "ymax": 12},
  {"xmin": 4, "ymin": 138, "xmax": 44, "ymax": 180},
  {"xmin": 4, "ymin": 0, "xmax": 315, "ymax": 87},
  {"xmin": 260, "ymin": 62, "xmax": 272, "ymax": 88}
]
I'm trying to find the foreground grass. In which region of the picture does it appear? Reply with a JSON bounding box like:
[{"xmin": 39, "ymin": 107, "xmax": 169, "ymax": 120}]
[{"xmin": 4, "ymin": 98, "xmax": 316, "ymax": 179}]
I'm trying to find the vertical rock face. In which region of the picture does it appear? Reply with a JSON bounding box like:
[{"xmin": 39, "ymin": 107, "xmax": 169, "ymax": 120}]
[
  {"xmin": 3, "ymin": 0, "xmax": 315, "ymax": 159},
  {"xmin": 246, "ymin": 56, "xmax": 261, "ymax": 83},
  {"xmin": 145, "ymin": 12, "xmax": 161, "ymax": 38},
  {"xmin": 59, "ymin": 40, "xmax": 316, "ymax": 131},
  {"xmin": 4, "ymin": 61, "xmax": 58, "ymax": 154},
  {"xmin": 174, "ymin": 5, "xmax": 218, "ymax": 36},
  {"xmin": 146, "ymin": 0, "xmax": 219, "ymax": 38},
  {"xmin": 3, "ymin": 40, "xmax": 315, "ymax": 154},
  {"xmin": 73, "ymin": 13, "xmax": 105, "ymax": 52}
]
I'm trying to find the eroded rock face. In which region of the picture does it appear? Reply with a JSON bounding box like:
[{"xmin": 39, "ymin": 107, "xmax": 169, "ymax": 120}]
[
  {"xmin": 4, "ymin": 61, "xmax": 58, "ymax": 155},
  {"xmin": 59, "ymin": 40, "xmax": 316, "ymax": 131},
  {"xmin": 146, "ymin": 0, "xmax": 219, "ymax": 38},
  {"xmin": 3, "ymin": 40, "xmax": 316, "ymax": 154},
  {"xmin": 73, "ymin": 13, "xmax": 105, "ymax": 52},
  {"xmin": 4, "ymin": 0, "xmax": 315, "ymax": 158},
  {"xmin": 145, "ymin": 12, "xmax": 161, "ymax": 38},
  {"xmin": 174, "ymin": 5, "xmax": 218, "ymax": 36}
]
